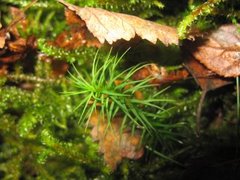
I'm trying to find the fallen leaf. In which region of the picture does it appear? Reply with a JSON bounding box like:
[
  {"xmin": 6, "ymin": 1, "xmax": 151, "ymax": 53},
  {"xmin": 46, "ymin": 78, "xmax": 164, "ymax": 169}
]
[
  {"xmin": 8, "ymin": 38, "xmax": 27, "ymax": 53},
  {"xmin": 0, "ymin": 48, "xmax": 6, "ymax": 56},
  {"xmin": 0, "ymin": 54, "xmax": 23, "ymax": 63},
  {"xmin": 0, "ymin": 65, "xmax": 8, "ymax": 76},
  {"xmin": 133, "ymin": 63, "xmax": 189, "ymax": 86},
  {"xmin": 184, "ymin": 56, "xmax": 232, "ymax": 91},
  {"xmin": 0, "ymin": 36, "xmax": 37, "ymax": 63},
  {"xmin": 65, "ymin": 8, "xmax": 101, "ymax": 48},
  {"xmin": 184, "ymin": 55, "xmax": 232, "ymax": 135},
  {"xmin": 0, "ymin": 2, "xmax": 35, "ymax": 49},
  {"xmin": 9, "ymin": 7, "xmax": 28, "ymax": 38},
  {"xmin": 58, "ymin": 0, "xmax": 178, "ymax": 46},
  {"xmin": 89, "ymin": 111, "xmax": 144, "ymax": 170},
  {"xmin": 51, "ymin": 9, "xmax": 101, "ymax": 49},
  {"xmin": 185, "ymin": 24, "xmax": 240, "ymax": 77},
  {"xmin": 65, "ymin": 8, "xmax": 86, "ymax": 26},
  {"xmin": 51, "ymin": 60, "xmax": 69, "ymax": 78},
  {"xmin": 0, "ymin": 29, "xmax": 7, "ymax": 48},
  {"xmin": 0, "ymin": 5, "xmax": 37, "ymax": 64}
]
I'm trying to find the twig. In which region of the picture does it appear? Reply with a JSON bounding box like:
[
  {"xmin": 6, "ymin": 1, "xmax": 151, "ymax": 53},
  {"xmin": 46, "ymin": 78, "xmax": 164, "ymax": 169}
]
[
  {"xmin": 6, "ymin": 74, "xmax": 62, "ymax": 84},
  {"xmin": 237, "ymin": 77, "xmax": 240, "ymax": 123},
  {"xmin": 196, "ymin": 89, "xmax": 207, "ymax": 136},
  {"xmin": 6, "ymin": 0, "xmax": 39, "ymax": 31}
]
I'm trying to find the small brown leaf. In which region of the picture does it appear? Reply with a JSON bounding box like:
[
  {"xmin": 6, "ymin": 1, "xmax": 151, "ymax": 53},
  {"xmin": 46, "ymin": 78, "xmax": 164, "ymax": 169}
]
[
  {"xmin": 8, "ymin": 38, "xmax": 27, "ymax": 53},
  {"xmin": 65, "ymin": 8, "xmax": 86, "ymax": 26},
  {"xmin": 184, "ymin": 56, "xmax": 232, "ymax": 135},
  {"xmin": 51, "ymin": 9, "xmax": 101, "ymax": 49},
  {"xmin": 133, "ymin": 63, "xmax": 189, "ymax": 86},
  {"xmin": 89, "ymin": 111, "xmax": 144, "ymax": 170},
  {"xmin": 9, "ymin": 7, "xmax": 28, "ymax": 38},
  {"xmin": 58, "ymin": 0, "xmax": 178, "ymax": 46},
  {"xmin": 0, "ymin": 36, "xmax": 36, "ymax": 63},
  {"xmin": 51, "ymin": 60, "xmax": 69, "ymax": 78},
  {"xmin": 186, "ymin": 24, "xmax": 240, "ymax": 77},
  {"xmin": 0, "ymin": 65, "xmax": 8, "ymax": 76},
  {"xmin": 0, "ymin": 29, "xmax": 7, "ymax": 48},
  {"xmin": 0, "ymin": 2, "xmax": 36, "ymax": 49},
  {"xmin": 184, "ymin": 56, "xmax": 232, "ymax": 91}
]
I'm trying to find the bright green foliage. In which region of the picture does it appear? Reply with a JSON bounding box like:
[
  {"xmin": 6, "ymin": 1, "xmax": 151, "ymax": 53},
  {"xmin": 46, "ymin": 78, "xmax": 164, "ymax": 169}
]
[
  {"xmin": 66, "ymin": 50, "xmax": 181, "ymax": 136},
  {"xmin": 2, "ymin": 0, "xmax": 164, "ymax": 18},
  {"xmin": 18, "ymin": 111, "xmax": 38, "ymax": 137},
  {"xmin": 22, "ymin": 10, "xmax": 66, "ymax": 38},
  {"xmin": 71, "ymin": 0, "xmax": 164, "ymax": 18},
  {"xmin": 38, "ymin": 38, "xmax": 99, "ymax": 64},
  {"xmin": 0, "ymin": 87, "xmax": 32, "ymax": 116},
  {"xmin": 1, "ymin": 1, "xmax": 65, "ymax": 38},
  {"xmin": 0, "ymin": 85, "xmax": 108, "ymax": 178},
  {"xmin": 0, "ymin": 0, "xmax": 239, "ymax": 179},
  {"xmin": 39, "ymin": 129, "xmax": 102, "ymax": 167},
  {"xmin": 1, "ymin": 0, "xmax": 62, "ymax": 9},
  {"xmin": 178, "ymin": 0, "xmax": 225, "ymax": 39}
]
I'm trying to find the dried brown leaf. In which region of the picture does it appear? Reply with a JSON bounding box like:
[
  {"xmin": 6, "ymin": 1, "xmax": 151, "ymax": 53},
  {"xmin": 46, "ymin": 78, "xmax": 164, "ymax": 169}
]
[
  {"xmin": 51, "ymin": 60, "xmax": 69, "ymax": 78},
  {"xmin": 0, "ymin": 54, "xmax": 23, "ymax": 63},
  {"xmin": 0, "ymin": 2, "xmax": 35, "ymax": 49},
  {"xmin": 8, "ymin": 38, "xmax": 27, "ymax": 53},
  {"xmin": 133, "ymin": 63, "xmax": 189, "ymax": 86},
  {"xmin": 9, "ymin": 7, "xmax": 28, "ymax": 37},
  {"xmin": 89, "ymin": 111, "xmax": 144, "ymax": 170},
  {"xmin": 184, "ymin": 56, "xmax": 232, "ymax": 91},
  {"xmin": 186, "ymin": 24, "xmax": 240, "ymax": 77},
  {"xmin": 0, "ymin": 29, "xmax": 7, "ymax": 48},
  {"xmin": 65, "ymin": 8, "xmax": 85, "ymax": 26},
  {"xmin": 0, "ymin": 36, "xmax": 36, "ymax": 63},
  {"xmin": 58, "ymin": 0, "xmax": 178, "ymax": 46},
  {"xmin": 0, "ymin": 65, "xmax": 8, "ymax": 76},
  {"xmin": 184, "ymin": 56, "xmax": 232, "ymax": 134},
  {"xmin": 51, "ymin": 9, "xmax": 101, "ymax": 49}
]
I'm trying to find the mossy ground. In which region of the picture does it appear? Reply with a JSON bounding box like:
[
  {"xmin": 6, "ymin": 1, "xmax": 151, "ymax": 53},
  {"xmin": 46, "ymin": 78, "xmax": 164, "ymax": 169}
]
[{"xmin": 0, "ymin": 0, "xmax": 239, "ymax": 179}]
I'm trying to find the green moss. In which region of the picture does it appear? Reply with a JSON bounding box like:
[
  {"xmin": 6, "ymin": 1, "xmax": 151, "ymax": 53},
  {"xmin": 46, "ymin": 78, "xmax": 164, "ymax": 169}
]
[
  {"xmin": 178, "ymin": 0, "xmax": 225, "ymax": 39},
  {"xmin": 0, "ymin": 0, "xmax": 239, "ymax": 179}
]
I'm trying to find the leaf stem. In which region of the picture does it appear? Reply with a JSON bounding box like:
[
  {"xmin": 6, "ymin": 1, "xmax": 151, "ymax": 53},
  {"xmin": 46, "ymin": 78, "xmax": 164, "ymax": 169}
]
[
  {"xmin": 237, "ymin": 77, "xmax": 240, "ymax": 122},
  {"xmin": 196, "ymin": 89, "xmax": 207, "ymax": 136}
]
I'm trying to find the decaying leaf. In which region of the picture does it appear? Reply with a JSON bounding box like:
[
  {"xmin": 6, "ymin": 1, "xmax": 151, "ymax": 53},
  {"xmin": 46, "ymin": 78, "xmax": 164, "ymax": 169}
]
[
  {"xmin": 51, "ymin": 9, "xmax": 101, "ymax": 49},
  {"xmin": 184, "ymin": 57, "xmax": 232, "ymax": 91},
  {"xmin": 0, "ymin": 11, "xmax": 10, "ymax": 49},
  {"xmin": 57, "ymin": 0, "xmax": 178, "ymax": 46},
  {"xmin": 0, "ymin": 6, "xmax": 27, "ymax": 50},
  {"xmin": 133, "ymin": 63, "xmax": 189, "ymax": 86},
  {"xmin": 185, "ymin": 24, "xmax": 240, "ymax": 77},
  {"xmin": 0, "ymin": 29, "xmax": 7, "ymax": 48},
  {"xmin": 8, "ymin": 38, "xmax": 27, "ymax": 53},
  {"xmin": 9, "ymin": 7, "xmax": 28, "ymax": 38},
  {"xmin": 0, "ymin": 35, "xmax": 37, "ymax": 63},
  {"xmin": 184, "ymin": 56, "xmax": 232, "ymax": 135},
  {"xmin": 0, "ymin": 65, "xmax": 8, "ymax": 76},
  {"xmin": 0, "ymin": 6, "xmax": 37, "ymax": 64},
  {"xmin": 89, "ymin": 111, "xmax": 144, "ymax": 170},
  {"xmin": 51, "ymin": 60, "xmax": 69, "ymax": 77}
]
